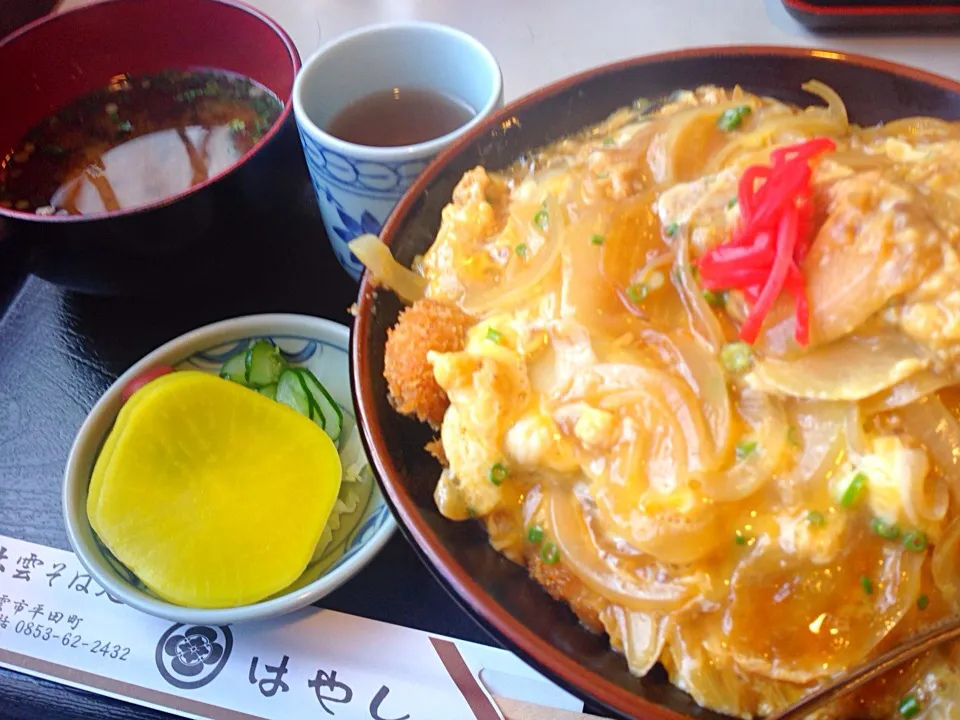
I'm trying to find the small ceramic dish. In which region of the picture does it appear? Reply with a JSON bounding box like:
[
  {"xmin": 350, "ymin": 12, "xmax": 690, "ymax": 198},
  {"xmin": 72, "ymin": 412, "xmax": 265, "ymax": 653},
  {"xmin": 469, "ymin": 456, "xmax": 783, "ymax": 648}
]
[{"xmin": 63, "ymin": 314, "xmax": 395, "ymax": 624}]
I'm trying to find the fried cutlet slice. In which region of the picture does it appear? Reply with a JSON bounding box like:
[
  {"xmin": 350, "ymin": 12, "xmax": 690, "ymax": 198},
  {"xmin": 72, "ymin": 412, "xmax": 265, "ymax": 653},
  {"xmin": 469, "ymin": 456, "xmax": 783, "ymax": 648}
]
[{"xmin": 383, "ymin": 298, "xmax": 473, "ymax": 428}]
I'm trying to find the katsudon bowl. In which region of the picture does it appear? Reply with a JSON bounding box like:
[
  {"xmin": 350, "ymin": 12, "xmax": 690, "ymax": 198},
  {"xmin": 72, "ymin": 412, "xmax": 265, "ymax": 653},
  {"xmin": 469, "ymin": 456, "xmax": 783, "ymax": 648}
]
[
  {"xmin": 0, "ymin": 0, "xmax": 301, "ymax": 295},
  {"xmin": 350, "ymin": 47, "xmax": 960, "ymax": 720}
]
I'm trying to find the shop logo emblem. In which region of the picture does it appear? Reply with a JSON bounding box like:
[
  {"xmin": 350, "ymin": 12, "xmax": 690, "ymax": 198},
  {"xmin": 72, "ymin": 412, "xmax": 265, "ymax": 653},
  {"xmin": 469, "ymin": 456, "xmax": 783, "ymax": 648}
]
[{"xmin": 155, "ymin": 623, "xmax": 233, "ymax": 690}]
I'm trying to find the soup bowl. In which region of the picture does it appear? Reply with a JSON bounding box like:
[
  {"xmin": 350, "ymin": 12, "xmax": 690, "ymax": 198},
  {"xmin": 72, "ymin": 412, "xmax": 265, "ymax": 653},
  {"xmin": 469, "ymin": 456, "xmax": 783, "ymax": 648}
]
[
  {"xmin": 0, "ymin": 0, "xmax": 301, "ymax": 295},
  {"xmin": 350, "ymin": 47, "xmax": 960, "ymax": 720}
]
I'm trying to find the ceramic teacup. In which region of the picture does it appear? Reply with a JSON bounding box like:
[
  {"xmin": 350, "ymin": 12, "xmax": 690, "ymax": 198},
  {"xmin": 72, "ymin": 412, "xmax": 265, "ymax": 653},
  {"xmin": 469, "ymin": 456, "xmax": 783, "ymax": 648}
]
[{"xmin": 292, "ymin": 21, "xmax": 503, "ymax": 279}]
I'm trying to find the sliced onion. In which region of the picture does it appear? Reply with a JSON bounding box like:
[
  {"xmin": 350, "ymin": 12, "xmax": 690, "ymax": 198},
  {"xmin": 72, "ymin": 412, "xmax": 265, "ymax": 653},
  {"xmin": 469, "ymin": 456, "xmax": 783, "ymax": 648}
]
[
  {"xmin": 802, "ymin": 80, "xmax": 849, "ymax": 126},
  {"xmin": 348, "ymin": 234, "xmax": 427, "ymax": 304},
  {"xmin": 845, "ymin": 404, "xmax": 870, "ymax": 461},
  {"xmin": 696, "ymin": 388, "xmax": 788, "ymax": 502},
  {"xmin": 725, "ymin": 529, "xmax": 922, "ymax": 683},
  {"xmin": 857, "ymin": 116, "xmax": 960, "ymax": 143},
  {"xmin": 894, "ymin": 440, "xmax": 947, "ymax": 529},
  {"xmin": 896, "ymin": 395, "xmax": 960, "ymax": 496},
  {"xmin": 593, "ymin": 363, "xmax": 709, "ymax": 474},
  {"xmin": 933, "ymin": 517, "xmax": 960, "ymax": 610},
  {"xmin": 776, "ymin": 401, "xmax": 846, "ymax": 508},
  {"xmin": 610, "ymin": 606, "xmax": 671, "ymax": 677},
  {"xmin": 747, "ymin": 332, "xmax": 928, "ymax": 401},
  {"xmin": 666, "ymin": 620, "xmax": 807, "ymax": 718},
  {"xmin": 660, "ymin": 101, "xmax": 751, "ymax": 183},
  {"xmin": 461, "ymin": 195, "xmax": 564, "ymax": 316},
  {"xmin": 668, "ymin": 331, "xmax": 732, "ymax": 469},
  {"xmin": 545, "ymin": 489, "xmax": 702, "ymax": 612},
  {"xmin": 674, "ymin": 231, "xmax": 724, "ymax": 354},
  {"xmin": 861, "ymin": 370, "xmax": 956, "ymax": 416},
  {"xmin": 706, "ymin": 115, "xmax": 846, "ymax": 174},
  {"xmin": 616, "ymin": 490, "xmax": 722, "ymax": 564}
]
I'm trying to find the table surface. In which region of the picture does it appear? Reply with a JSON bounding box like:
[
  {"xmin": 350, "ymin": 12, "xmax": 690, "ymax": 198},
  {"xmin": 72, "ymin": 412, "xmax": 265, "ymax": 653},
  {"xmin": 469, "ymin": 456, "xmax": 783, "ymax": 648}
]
[
  {"xmin": 56, "ymin": 0, "xmax": 960, "ymax": 101},
  {"xmin": 3, "ymin": 2, "xmax": 959, "ymax": 719},
  {"xmin": 0, "ymin": 171, "xmax": 507, "ymax": 719}
]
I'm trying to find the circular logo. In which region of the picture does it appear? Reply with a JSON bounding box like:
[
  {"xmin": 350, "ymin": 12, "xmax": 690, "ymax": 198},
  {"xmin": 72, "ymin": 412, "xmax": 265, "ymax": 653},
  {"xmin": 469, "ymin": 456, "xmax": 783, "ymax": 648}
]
[{"xmin": 155, "ymin": 623, "xmax": 233, "ymax": 690}]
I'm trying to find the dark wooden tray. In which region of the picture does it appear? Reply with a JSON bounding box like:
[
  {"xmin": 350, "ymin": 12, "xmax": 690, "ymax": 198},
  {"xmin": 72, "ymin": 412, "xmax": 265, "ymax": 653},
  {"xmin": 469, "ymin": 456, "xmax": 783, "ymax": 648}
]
[{"xmin": 0, "ymin": 155, "xmax": 504, "ymax": 719}]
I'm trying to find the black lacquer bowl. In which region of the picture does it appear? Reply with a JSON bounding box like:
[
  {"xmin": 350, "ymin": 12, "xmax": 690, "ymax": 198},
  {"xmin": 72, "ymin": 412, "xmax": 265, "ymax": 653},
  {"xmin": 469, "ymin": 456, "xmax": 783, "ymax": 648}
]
[
  {"xmin": 0, "ymin": 0, "xmax": 301, "ymax": 295},
  {"xmin": 352, "ymin": 47, "xmax": 960, "ymax": 720}
]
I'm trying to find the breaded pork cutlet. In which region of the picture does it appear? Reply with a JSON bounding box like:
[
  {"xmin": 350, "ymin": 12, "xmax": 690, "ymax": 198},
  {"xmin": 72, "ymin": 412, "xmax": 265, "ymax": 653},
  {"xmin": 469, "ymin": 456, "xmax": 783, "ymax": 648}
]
[{"xmin": 383, "ymin": 298, "xmax": 473, "ymax": 428}]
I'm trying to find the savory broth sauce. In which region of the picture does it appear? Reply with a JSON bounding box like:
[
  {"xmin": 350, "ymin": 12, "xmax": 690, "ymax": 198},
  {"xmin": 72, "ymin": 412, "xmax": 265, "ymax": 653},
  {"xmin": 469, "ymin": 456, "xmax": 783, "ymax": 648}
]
[
  {"xmin": 326, "ymin": 87, "xmax": 475, "ymax": 147},
  {"xmin": 0, "ymin": 68, "xmax": 283, "ymax": 216}
]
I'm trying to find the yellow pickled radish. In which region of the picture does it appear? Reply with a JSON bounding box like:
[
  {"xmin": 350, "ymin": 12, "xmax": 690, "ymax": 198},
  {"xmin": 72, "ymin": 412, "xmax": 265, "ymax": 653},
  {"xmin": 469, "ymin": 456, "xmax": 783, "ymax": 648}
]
[
  {"xmin": 88, "ymin": 373, "xmax": 176, "ymax": 523},
  {"xmin": 89, "ymin": 370, "xmax": 342, "ymax": 608}
]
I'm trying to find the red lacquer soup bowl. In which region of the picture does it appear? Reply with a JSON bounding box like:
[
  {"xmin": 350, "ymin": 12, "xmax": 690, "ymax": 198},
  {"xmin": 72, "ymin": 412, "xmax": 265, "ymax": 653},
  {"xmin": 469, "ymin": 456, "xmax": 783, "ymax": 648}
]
[
  {"xmin": 0, "ymin": 0, "xmax": 300, "ymax": 294},
  {"xmin": 351, "ymin": 47, "xmax": 960, "ymax": 720}
]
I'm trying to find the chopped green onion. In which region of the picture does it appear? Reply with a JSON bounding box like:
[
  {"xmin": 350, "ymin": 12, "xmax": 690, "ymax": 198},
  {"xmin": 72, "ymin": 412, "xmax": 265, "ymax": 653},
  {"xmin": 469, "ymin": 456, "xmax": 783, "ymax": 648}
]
[
  {"xmin": 735, "ymin": 440, "xmax": 757, "ymax": 461},
  {"xmin": 735, "ymin": 533, "xmax": 747, "ymax": 546},
  {"xmin": 602, "ymin": 137, "xmax": 615, "ymax": 146},
  {"xmin": 717, "ymin": 105, "xmax": 752, "ymax": 131},
  {"xmin": 486, "ymin": 327, "xmax": 503, "ymax": 343},
  {"xmin": 489, "ymin": 462, "xmax": 509, "ymax": 485},
  {"xmin": 903, "ymin": 530, "xmax": 928, "ymax": 553},
  {"xmin": 917, "ymin": 594, "xmax": 929, "ymax": 611},
  {"xmin": 899, "ymin": 695, "xmax": 921, "ymax": 718},
  {"xmin": 702, "ymin": 289, "xmax": 726, "ymax": 307},
  {"xmin": 515, "ymin": 243, "xmax": 528, "ymax": 258},
  {"xmin": 839, "ymin": 472, "xmax": 867, "ymax": 509},
  {"xmin": 228, "ymin": 118, "xmax": 246, "ymax": 132},
  {"xmin": 590, "ymin": 234, "xmax": 605, "ymax": 246},
  {"xmin": 533, "ymin": 207, "xmax": 548, "ymax": 230},
  {"xmin": 720, "ymin": 342, "xmax": 753, "ymax": 373},
  {"xmin": 467, "ymin": 507, "xmax": 477, "ymax": 518},
  {"xmin": 870, "ymin": 517, "xmax": 901, "ymax": 540},
  {"xmin": 541, "ymin": 543, "xmax": 560, "ymax": 564},
  {"xmin": 527, "ymin": 525, "xmax": 544, "ymax": 544},
  {"xmin": 114, "ymin": 120, "xmax": 133, "ymax": 133},
  {"xmin": 727, "ymin": 196, "xmax": 738, "ymax": 208},
  {"xmin": 664, "ymin": 222, "xmax": 679, "ymax": 237},
  {"xmin": 626, "ymin": 283, "xmax": 648, "ymax": 304},
  {"xmin": 860, "ymin": 576, "xmax": 873, "ymax": 595},
  {"xmin": 807, "ymin": 510, "xmax": 826, "ymax": 527}
]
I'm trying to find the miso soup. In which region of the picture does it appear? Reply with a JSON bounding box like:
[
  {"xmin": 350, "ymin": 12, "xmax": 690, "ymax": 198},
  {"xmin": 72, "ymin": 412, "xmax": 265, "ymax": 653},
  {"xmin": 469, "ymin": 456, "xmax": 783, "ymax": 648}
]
[{"xmin": 0, "ymin": 68, "xmax": 284, "ymax": 216}]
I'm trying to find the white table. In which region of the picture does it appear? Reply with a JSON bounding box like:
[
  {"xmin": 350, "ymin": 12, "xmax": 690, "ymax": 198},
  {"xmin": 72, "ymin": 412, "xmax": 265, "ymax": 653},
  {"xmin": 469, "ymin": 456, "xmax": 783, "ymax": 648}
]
[{"xmin": 60, "ymin": 0, "xmax": 958, "ymax": 100}]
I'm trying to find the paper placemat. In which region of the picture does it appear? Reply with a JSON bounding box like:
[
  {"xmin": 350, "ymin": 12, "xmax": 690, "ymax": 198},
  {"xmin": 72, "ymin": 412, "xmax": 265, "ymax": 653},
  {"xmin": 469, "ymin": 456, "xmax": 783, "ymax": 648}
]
[{"xmin": 0, "ymin": 535, "xmax": 582, "ymax": 719}]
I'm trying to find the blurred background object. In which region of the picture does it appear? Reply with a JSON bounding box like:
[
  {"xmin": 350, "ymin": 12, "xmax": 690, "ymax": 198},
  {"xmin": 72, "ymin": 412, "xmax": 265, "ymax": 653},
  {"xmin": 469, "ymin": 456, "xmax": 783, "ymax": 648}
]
[{"xmin": 0, "ymin": 0, "xmax": 60, "ymax": 38}]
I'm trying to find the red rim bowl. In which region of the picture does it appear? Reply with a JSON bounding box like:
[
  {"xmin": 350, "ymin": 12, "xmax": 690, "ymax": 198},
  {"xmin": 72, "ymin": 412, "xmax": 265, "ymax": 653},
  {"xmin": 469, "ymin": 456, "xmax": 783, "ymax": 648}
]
[
  {"xmin": 351, "ymin": 46, "xmax": 960, "ymax": 720},
  {"xmin": 0, "ymin": 0, "xmax": 301, "ymax": 294}
]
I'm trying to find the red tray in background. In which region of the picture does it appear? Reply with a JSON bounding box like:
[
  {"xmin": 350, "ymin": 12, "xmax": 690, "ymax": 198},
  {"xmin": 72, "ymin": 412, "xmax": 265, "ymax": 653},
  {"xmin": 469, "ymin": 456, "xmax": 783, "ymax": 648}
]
[{"xmin": 783, "ymin": 0, "xmax": 960, "ymax": 31}]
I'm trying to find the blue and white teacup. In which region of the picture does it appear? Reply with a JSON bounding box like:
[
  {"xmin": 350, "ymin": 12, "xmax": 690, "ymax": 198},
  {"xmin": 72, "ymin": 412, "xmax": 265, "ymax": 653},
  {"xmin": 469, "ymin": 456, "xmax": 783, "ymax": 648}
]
[{"xmin": 292, "ymin": 22, "xmax": 504, "ymax": 279}]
